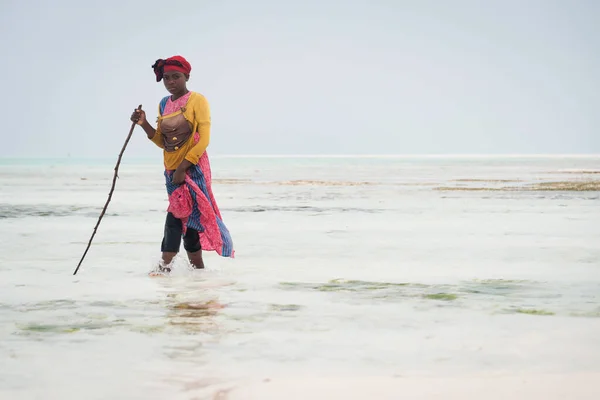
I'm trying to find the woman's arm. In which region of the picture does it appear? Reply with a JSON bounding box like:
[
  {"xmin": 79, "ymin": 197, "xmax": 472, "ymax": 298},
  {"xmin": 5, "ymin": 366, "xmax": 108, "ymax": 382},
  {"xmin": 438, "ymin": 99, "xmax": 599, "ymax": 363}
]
[
  {"xmin": 140, "ymin": 120, "xmax": 157, "ymax": 140},
  {"xmin": 131, "ymin": 108, "xmax": 164, "ymax": 148},
  {"xmin": 185, "ymin": 95, "xmax": 211, "ymax": 165}
]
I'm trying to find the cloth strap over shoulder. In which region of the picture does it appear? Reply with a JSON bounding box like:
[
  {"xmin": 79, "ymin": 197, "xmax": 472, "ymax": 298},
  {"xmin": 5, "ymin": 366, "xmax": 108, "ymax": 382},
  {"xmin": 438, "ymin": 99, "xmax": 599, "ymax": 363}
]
[{"xmin": 159, "ymin": 96, "xmax": 170, "ymax": 115}]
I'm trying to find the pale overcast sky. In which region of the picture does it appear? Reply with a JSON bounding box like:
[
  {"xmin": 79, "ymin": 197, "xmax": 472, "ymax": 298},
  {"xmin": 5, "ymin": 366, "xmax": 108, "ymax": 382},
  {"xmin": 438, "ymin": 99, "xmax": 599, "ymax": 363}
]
[{"xmin": 1, "ymin": 0, "xmax": 598, "ymax": 158}]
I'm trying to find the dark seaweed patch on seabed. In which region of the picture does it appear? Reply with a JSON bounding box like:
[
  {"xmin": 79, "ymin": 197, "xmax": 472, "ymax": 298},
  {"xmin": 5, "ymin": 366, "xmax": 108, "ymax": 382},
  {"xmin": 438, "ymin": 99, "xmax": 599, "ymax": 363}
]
[
  {"xmin": 15, "ymin": 320, "xmax": 127, "ymax": 334},
  {"xmin": 14, "ymin": 299, "xmax": 79, "ymax": 311},
  {"xmin": 279, "ymin": 279, "xmax": 430, "ymax": 297},
  {"xmin": 224, "ymin": 206, "xmax": 385, "ymax": 214},
  {"xmin": 459, "ymin": 279, "xmax": 543, "ymax": 296},
  {"xmin": 11, "ymin": 299, "xmax": 171, "ymax": 336},
  {"xmin": 0, "ymin": 204, "xmax": 119, "ymax": 219},
  {"xmin": 277, "ymin": 278, "xmax": 599, "ymax": 317}
]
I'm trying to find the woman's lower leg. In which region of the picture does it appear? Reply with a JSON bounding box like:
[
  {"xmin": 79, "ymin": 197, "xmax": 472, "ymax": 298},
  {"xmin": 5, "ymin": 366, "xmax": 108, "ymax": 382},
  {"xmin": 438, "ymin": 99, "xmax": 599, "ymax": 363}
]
[{"xmin": 187, "ymin": 250, "xmax": 204, "ymax": 269}]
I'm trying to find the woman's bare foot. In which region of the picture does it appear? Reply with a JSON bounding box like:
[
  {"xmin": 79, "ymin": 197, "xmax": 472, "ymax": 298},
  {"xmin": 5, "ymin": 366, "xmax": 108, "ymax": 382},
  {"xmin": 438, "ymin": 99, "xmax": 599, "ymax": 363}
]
[
  {"xmin": 149, "ymin": 261, "xmax": 171, "ymax": 277},
  {"xmin": 148, "ymin": 252, "xmax": 177, "ymax": 275}
]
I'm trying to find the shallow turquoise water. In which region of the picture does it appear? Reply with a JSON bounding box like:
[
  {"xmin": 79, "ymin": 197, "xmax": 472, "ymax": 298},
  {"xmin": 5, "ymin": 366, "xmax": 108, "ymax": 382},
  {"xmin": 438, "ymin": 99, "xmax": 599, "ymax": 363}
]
[{"xmin": 0, "ymin": 156, "xmax": 599, "ymax": 399}]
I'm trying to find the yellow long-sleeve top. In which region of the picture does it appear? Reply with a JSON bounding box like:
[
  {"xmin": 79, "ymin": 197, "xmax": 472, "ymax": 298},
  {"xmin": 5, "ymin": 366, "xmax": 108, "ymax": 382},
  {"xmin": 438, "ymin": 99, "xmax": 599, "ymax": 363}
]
[{"xmin": 149, "ymin": 91, "xmax": 211, "ymax": 170}]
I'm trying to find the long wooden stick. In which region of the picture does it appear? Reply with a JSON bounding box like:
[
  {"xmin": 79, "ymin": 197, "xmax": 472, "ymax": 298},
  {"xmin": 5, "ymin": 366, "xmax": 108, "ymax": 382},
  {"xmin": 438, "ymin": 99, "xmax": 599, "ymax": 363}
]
[{"xmin": 73, "ymin": 105, "xmax": 142, "ymax": 275}]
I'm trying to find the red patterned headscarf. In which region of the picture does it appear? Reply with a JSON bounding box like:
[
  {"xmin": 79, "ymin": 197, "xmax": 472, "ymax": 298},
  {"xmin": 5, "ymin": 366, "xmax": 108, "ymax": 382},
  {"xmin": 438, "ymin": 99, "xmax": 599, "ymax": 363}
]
[{"xmin": 152, "ymin": 55, "xmax": 192, "ymax": 82}]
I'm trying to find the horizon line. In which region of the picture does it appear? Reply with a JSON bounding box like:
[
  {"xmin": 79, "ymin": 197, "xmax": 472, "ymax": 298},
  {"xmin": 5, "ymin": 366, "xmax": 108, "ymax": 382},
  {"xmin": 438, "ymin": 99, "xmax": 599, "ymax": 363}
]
[
  {"xmin": 211, "ymin": 153, "xmax": 600, "ymax": 158},
  {"xmin": 1, "ymin": 153, "xmax": 600, "ymax": 159}
]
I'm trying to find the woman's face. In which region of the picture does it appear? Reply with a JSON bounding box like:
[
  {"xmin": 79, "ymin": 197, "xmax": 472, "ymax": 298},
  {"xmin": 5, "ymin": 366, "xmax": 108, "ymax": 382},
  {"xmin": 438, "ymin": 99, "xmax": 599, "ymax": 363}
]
[{"xmin": 163, "ymin": 71, "xmax": 188, "ymax": 95}]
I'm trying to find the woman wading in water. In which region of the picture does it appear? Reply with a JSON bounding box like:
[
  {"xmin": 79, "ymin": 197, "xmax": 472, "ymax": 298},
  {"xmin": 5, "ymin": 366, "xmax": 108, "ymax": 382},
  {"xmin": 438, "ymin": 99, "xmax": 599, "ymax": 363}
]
[{"xmin": 131, "ymin": 55, "xmax": 234, "ymax": 275}]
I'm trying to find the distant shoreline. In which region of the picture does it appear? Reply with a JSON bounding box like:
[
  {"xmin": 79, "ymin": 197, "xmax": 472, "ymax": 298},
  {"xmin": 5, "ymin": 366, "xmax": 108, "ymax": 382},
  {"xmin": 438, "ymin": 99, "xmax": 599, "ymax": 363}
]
[{"xmin": 1, "ymin": 153, "xmax": 600, "ymax": 162}]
